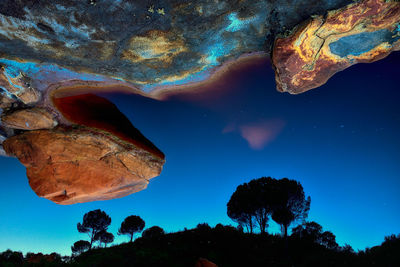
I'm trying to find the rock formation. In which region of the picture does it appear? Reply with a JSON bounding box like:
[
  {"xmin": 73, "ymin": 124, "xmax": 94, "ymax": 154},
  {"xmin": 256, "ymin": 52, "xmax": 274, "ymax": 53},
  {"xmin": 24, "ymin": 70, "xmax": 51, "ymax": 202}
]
[
  {"xmin": 0, "ymin": 0, "xmax": 399, "ymax": 204},
  {"xmin": 3, "ymin": 126, "xmax": 164, "ymax": 205},
  {"xmin": 1, "ymin": 108, "xmax": 57, "ymax": 130},
  {"xmin": 0, "ymin": 0, "xmax": 353, "ymax": 93},
  {"xmin": 0, "ymin": 71, "xmax": 165, "ymax": 204},
  {"xmin": 272, "ymin": 0, "xmax": 400, "ymax": 94},
  {"xmin": 0, "ymin": 67, "xmax": 40, "ymax": 105}
]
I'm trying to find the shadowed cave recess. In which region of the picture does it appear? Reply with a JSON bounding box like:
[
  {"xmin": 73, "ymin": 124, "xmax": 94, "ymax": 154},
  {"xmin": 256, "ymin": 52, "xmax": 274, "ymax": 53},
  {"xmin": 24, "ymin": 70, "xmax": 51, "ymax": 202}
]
[{"xmin": 0, "ymin": 0, "xmax": 399, "ymax": 204}]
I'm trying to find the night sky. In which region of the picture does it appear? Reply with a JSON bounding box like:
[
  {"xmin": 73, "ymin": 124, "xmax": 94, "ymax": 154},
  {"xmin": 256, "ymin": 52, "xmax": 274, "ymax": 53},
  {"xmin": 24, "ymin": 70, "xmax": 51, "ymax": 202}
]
[{"xmin": 0, "ymin": 52, "xmax": 399, "ymax": 256}]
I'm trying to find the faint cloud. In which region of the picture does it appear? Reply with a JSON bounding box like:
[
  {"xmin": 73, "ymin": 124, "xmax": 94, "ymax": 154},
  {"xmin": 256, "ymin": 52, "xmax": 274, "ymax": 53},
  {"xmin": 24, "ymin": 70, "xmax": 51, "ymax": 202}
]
[
  {"xmin": 222, "ymin": 122, "xmax": 236, "ymax": 133},
  {"xmin": 222, "ymin": 119, "xmax": 286, "ymax": 150}
]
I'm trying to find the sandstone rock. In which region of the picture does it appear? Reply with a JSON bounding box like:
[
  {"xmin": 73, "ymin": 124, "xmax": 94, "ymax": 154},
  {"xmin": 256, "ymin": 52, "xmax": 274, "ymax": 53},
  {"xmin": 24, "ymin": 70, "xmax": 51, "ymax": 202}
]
[
  {"xmin": 195, "ymin": 258, "xmax": 218, "ymax": 267},
  {"xmin": 3, "ymin": 127, "xmax": 165, "ymax": 204},
  {"xmin": 52, "ymin": 93, "xmax": 165, "ymax": 159},
  {"xmin": 0, "ymin": 68, "xmax": 40, "ymax": 104},
  {"xmin": 0, "ymin": 92, "xmax": 16, "ymax": 109},
  {"xmin": 1, "ymin": 108, "xmax": 57, "ymax": 130},
  {"xmin": 272, "ymin": 0, "xmax": 400, "ymax": 94}
]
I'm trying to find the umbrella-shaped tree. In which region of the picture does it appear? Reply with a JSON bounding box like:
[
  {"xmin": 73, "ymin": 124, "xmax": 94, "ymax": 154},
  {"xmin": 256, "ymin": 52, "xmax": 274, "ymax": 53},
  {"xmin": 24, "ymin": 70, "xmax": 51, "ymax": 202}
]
[
  {"xmin": 118, "ymin": 215, "xmax": 145, "ymax": 242},
  {"xmin": 77, "ymin": 209, "xmax": 111, "ymax": 249}
]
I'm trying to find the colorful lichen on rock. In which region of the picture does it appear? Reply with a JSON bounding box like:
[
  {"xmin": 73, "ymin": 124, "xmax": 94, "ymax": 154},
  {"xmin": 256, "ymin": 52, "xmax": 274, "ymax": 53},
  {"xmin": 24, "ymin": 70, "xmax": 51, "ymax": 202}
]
[
  {"xmin": 0, "ymin": 0, "xmax": 353, "ymax": 93},
  {"xmin": 0, "ymin": 66, "xmax": 40, "ymax": 105},
  {"xmin": 272, "ymin": 0, "xmax": 400, "ymax": 94}
]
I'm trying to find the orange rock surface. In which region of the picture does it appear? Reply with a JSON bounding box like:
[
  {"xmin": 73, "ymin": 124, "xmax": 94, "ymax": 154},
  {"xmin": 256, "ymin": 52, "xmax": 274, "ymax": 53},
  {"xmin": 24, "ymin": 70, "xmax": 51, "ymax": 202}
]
[
  {"xmin": 3, "ymin": 127, "xmax": 164, "ymax": 204},
  {"xmin": 1, "ymin": 108, "xmax": 57, "ymax": 130},
  {"xmin": 272, "ymin": 0, "xmax": 400, "ymax": 94},
  {"xmin": 52, "ymin": 93, "xmax": 164, "ymax": 159}
]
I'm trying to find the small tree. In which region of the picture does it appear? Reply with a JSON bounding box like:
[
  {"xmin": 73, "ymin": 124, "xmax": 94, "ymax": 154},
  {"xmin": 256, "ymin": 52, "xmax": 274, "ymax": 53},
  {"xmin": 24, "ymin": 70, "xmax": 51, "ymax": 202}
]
[
  {"xmin": 71, "ymin": 240, "xmax": 91, "ymax": 255},
  {"xmin": 118, "ymin": 215, "xmax": 145, "ymax": 242},
  {"xmin": 94, "ymin": 230, "xmax": 114, "ymax": 247},
  {"xmin": 77, "ymin": 209, "xmax": 111, "ymax": 249}
]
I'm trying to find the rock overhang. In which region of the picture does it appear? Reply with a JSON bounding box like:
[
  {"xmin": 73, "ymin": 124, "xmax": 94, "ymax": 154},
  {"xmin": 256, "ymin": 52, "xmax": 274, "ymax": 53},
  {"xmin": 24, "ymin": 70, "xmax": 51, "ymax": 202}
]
[
  {"xmin": 0, "ymin": 0, "xmax": 355, "ymax": 93},
  {"xmin": 0, "ymin": 65, "xmax": 166, "ymax": 205},
  {"xmin": 0, "ymin": 0, "xmax": 399, "ymax": 204},
  {"xmin": 3, "ymin": 125, "xmax": 164, "ymax": 205}
]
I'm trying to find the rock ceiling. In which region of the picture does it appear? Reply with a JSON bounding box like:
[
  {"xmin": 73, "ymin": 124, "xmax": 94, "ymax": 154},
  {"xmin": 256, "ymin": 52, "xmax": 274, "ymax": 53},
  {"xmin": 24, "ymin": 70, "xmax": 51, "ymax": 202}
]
[{"xmin": 0, "ymin": 0, "xmax": 398, "ymax": 204}]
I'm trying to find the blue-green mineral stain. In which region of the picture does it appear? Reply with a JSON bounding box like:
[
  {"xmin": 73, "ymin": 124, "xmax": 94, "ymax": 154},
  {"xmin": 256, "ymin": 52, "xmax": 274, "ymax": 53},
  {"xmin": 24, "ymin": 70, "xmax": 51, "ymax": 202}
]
[{"xmin": 329, "ymin": 28, "xmax": 400, "ymax": 57}]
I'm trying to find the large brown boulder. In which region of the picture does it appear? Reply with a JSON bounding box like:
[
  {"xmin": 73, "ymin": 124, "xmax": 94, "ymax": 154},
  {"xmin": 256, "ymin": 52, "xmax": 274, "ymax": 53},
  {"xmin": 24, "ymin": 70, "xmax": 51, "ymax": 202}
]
[{"xmin": 3, "ymin": 127, "xmax": 164, "ymax": 204}]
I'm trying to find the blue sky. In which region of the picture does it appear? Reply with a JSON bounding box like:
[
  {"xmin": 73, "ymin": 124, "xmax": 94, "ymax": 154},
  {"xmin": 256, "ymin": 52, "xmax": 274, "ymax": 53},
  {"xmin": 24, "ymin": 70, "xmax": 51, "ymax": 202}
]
[{"xmin": 0, "ymin": 52, "xmax": 399, "ymax": 256}]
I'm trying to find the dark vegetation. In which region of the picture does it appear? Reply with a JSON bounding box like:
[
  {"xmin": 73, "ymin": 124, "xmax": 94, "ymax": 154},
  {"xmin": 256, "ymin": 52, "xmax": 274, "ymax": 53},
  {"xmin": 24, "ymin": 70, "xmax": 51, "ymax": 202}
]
[{"xmin": 1, "ymin": 177, "xmax": 399, "ymax": 267}]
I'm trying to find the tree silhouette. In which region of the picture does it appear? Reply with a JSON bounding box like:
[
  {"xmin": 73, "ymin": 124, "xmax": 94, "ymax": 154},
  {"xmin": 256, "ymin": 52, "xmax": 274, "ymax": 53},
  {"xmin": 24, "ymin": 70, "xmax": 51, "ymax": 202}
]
[
  {"xmin": 0, "ymin": 250, "xmax": 23, "ymax": 265},
  {"xmin": 77, "ymin": 209, "xmax": 111, "ymax": 249},
  {"xmin": 247, "ymin": 177, "xmax": 275, "ymax": 234},
  {"xmin": 292, "ymin": 221, "xmax": 323, "ymax": 241},
  {"xmin": 227, "ymin": 178, "xmax": 277, "ymax": 233},
  {"xmin": 320, "ymin": 231, "xmax": 338, "ymax": 250},
  {"xmin": 118, "ymin": 215, "xmax": 145, "ymax": 242},
  {"xmin": 227, "ymin": 182, "xmax": 256, "ymax": 233},
  {"xmin": 142, "ymin": 226, "xmax": 165, "ymax": 239},
  {"xmin": 292, "ymin": 221, "xmax": 338, "ymax": 249},
  {"xmin": 270, "ymin": 178, "xmax": 310, "ymax": 239},
  {"xmin": 94, "ymin": 230, "xmax": 114, "ymax": 247},
  {"xmin": 341, "ymin": 244, "xmax": 355, "ymax": 254},
  {"xmin": 228, "ymin": 177, "xmax": 310, "ymax": 236},
  {"xmin": 71, "ymin": 240, "xmax": 91, "ymax": 255}
]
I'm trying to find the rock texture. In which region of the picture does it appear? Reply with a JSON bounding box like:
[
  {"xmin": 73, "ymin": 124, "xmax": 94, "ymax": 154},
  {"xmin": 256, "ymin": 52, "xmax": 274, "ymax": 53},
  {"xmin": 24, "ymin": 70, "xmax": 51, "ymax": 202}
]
[
  {"xmin": 0, "ymin": 67, "xmax": 40, "ymax": 104},
  {"xmin": 1, "ymin": 108, "xmax": 57, "ymax": 130},
  {"xmin": 3, "ymin": 127, "xmax": 164, "ymax": 205},
  {"xmin": 0, "ymin": 86, "xmax": 165, "ymax": 204},
  {"xmin": 52, "ymin": 93, "xmax": 164, "ymax": 159},
  {"xmin": 0, "ymin": 0, "xmax": 352, "ymax": 92},
  {"xmin": 272, "ymin": 0, "xmax": 400, "ymax": 94}
]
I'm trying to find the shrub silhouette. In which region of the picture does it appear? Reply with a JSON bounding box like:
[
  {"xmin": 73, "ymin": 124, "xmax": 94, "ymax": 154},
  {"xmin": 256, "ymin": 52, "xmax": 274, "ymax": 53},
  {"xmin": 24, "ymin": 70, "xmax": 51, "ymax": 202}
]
[
  {"xmin": 71, "ymin": 240, "xmax": 91, "ymax": 255},
  {"xmin": 142, "ymin": 226, "xmax": 165, "ymax": 239},
  {"xmin": 77, "ymin": 209, "xmax": 111, "ymax": 249},
  {"xmin": 291, "ymin": 221, "xmax": 338, "ymax": 249},
  {"xmin": 118, "ymin": 215, "xmax": 145, "ymax": 242},
  {"xmin": 0, "ymin": 249, "xmax": 23, "ymax": 265}
]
